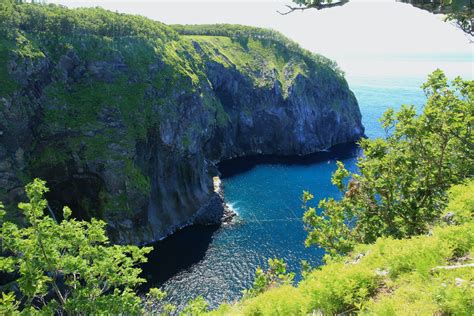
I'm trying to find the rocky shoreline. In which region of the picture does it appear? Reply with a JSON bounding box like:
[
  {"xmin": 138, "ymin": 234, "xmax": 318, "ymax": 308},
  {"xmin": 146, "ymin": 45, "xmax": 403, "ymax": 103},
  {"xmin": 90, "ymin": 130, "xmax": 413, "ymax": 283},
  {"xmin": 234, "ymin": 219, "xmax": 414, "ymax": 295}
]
[{"xmin": 193, "ymin": 176, "xmax": 237, "ymax": 227}]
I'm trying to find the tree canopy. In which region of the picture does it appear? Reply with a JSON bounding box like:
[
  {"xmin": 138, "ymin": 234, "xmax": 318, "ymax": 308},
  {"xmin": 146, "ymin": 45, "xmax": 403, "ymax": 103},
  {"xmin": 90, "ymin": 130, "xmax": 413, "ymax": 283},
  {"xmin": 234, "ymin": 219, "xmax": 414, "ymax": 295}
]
[
  {"xmin": 282, "ymin": 0, "xmax": 473, "ymax": 36},
  {"xmin": 303, "ymin": 70, "xmax": 473, "ymax": 256}
]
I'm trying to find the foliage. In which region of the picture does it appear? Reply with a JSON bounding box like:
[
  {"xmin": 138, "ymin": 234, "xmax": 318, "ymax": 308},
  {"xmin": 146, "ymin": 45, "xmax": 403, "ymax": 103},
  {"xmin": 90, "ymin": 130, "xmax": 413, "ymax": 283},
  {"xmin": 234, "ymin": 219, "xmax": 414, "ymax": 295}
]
[
  {"xmin": 213, "ymin": 218, "xmax": 473, "ymax": 315},
  {"xmin": 242, "ymin": 258, "xmax": 295, "ymax": 299},
  {"xmin": 221, "ymin": 285, "xmax": 308, "ymax": 315},
  {"xmin": 0, "ymin": 38, "xmax": 19, "ymax": 96},
  {"xmin": 365, "ymin": 267, "xmax": 474, "ymax": 315},
  {"xmin": 0, "ymin": 0, "xmax": 177, "ymax": 42},
  {"xmin": 0, "ymin": 202, "xmax": 4, "ymax": 222},
  {"xmin": 144, "ymin": 288, "xmax": 176, "ymax": 315},
  {"xmin": 283, "ymin": 0, "xmax": 349, "ymax": 14},
  {"xmin": 213, "ymin": 72, "xmax": 473, "ymax": 314},
  {"xmin": 0, "ymin": 178, "xmax": 164, "ymax": 314},
  {"xmin": 1, "ymin": 3, "xmax": 472, "ymax": 315},
  {"xmin": 182, "ymin": 296, "xmax": 209, "ymax": 315},
  {"xmin": 442, "ymin": 179, "xmax": 474, "ymax": 225},
  {"xmin": 402, "ymin": 0, "xmax": 473, "ymax": 35},
  {"xmin": 0, "ymin": 0, "xmax": 20, "ymax": 38},
  {"xmin": 0, "ymin": 2, "xmax": 197, "ymax": 219},
  {"xmin": 287, "ymin": 0, "xmax": 473, "ymax": 36},
  {"xmin": 1, "ymin": 1, "xmax": 346, "ymax": 221},
  {"xmin": 361, "ymin": 223, "xmax": 474, "ymax": 315},
  {"xmin": 184, "ymin": 35, "xmax": 302, "ymax": 92},
  {"xmin": 303, "ymin": 70, "xmax": 473, "ymax": 256}
]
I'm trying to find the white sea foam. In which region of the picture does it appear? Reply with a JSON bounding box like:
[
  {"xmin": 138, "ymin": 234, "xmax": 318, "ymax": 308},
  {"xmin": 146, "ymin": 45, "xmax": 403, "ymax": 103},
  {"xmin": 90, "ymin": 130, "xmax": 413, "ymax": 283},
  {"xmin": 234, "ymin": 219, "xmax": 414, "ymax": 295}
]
[{"xmin": 225, "ymin": 201, "xmax": 240, "ymax": 216}]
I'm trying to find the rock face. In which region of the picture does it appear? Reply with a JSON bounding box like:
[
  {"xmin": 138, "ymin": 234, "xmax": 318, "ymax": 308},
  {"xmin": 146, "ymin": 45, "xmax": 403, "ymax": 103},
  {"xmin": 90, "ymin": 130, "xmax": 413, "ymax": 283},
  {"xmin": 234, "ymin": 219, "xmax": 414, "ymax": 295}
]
[{"xmin": 0, "ymin": 6, "xmax": 364, "ymax": 244}]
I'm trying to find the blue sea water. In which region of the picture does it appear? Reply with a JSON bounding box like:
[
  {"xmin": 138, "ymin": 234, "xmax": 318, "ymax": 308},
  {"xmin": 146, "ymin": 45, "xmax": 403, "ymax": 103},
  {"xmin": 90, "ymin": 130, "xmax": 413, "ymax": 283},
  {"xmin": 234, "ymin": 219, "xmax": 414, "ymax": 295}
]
[{"xmin": 142, "ymin": 59, "xmax": 471, "ymax": 309}]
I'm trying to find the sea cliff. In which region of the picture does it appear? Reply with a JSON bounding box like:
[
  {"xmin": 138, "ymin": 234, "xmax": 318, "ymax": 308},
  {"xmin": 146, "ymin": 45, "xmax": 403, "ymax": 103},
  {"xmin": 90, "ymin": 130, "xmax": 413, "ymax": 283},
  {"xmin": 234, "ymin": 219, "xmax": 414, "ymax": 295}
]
[{"xmin": 0, "ymin": 4, "xmax": 364, "ymax": 243}]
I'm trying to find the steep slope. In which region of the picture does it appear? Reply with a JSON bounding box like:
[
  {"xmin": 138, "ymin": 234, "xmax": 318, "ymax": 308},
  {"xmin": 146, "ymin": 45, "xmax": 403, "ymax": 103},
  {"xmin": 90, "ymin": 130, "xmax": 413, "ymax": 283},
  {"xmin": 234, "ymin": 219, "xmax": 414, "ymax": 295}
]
[{"xmin": 0, "ymin": 3, "xmax": 364, "ymax": 244}]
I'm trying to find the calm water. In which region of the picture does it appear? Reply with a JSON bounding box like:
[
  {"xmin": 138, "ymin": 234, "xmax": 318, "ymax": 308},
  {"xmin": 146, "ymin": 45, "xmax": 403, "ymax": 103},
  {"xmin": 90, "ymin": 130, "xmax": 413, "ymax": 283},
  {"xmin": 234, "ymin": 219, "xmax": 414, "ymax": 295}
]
[{"xmin": 142, "ymin": 59, "xmax": 471, "ymax": 309}]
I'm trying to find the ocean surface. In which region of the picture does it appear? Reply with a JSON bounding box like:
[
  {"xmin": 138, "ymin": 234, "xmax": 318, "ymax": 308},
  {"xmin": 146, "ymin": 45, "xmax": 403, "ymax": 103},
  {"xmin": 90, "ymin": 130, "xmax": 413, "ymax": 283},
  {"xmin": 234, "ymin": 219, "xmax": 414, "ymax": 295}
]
[{"xmin": 142, "ymin": 57, "xmax": 472, "ymax": 309}]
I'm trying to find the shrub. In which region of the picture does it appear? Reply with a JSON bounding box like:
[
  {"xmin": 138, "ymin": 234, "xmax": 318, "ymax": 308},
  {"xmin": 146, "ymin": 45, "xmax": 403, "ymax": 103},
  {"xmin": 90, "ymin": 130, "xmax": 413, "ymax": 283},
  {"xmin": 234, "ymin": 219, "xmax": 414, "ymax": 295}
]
[{"xmin": 0, "ymin": 179, "xmax": 167, "ymax": 314}]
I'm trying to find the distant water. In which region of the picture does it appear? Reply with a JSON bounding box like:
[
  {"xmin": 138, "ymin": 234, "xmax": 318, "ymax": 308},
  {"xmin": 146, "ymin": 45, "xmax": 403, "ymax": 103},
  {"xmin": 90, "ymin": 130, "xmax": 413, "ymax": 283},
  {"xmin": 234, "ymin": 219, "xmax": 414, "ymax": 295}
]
[{"xmin": 142, "ymin": 58, "xmax": 471, "ymax": 309}]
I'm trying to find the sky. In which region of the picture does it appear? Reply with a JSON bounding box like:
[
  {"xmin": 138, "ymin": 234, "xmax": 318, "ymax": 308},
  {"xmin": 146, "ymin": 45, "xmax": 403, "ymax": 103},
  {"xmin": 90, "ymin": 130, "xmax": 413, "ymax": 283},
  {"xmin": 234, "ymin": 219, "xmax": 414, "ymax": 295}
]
[{"xmin": 49, "ymin": 0, "xmax": 473, "ymax": 80}]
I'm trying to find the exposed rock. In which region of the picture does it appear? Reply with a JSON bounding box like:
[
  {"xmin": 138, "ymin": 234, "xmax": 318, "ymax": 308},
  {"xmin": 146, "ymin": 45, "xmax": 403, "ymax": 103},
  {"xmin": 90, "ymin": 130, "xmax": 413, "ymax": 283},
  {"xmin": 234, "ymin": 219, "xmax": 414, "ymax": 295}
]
[
  {"xmin": 193, "ymin": 176, "xmax": 236, "ymax": 225},
  {"xmin": 346, "ymin": 252, "xmax": 369, "ymax": 264},
  {"xmin": 375, "ymin": 268, "xmax": 389, "ymax": 276},
  {"xmin": 455, "ymin": 277, "xmax": 465, "ymax": 287},
  {"xmin": 442, "ymin": 212, "xmax": 456, "ymax": 225}
]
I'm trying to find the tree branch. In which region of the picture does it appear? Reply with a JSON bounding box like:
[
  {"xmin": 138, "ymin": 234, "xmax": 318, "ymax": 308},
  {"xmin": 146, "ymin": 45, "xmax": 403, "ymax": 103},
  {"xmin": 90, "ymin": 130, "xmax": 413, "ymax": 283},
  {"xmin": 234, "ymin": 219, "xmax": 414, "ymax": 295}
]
[
  {"xmin": 278, "ymin": 1, "xmax": 349, "ymax": 15},
  {"xmin": 277, "ymin": 5, "xmax": 308, "ymax": 15}
]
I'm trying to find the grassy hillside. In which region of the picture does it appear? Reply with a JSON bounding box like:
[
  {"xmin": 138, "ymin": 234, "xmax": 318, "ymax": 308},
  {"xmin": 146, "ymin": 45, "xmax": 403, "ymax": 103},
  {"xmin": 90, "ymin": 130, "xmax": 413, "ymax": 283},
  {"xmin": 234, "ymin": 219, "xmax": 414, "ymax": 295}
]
[{"xmin": 210, "ymin": 181, "xmax": 474, "ymax": 315}]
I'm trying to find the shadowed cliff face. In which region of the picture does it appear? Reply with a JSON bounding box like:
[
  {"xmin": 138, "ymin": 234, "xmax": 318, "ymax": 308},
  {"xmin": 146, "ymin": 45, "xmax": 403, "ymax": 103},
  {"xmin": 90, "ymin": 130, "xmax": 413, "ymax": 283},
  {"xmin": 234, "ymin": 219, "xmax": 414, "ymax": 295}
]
[
  {"xmin": 0, "ymin": 7, "xmax": 364, "ymax": 244},
  {"xmin": 204, "ymin": 62, "xmax": 363, "ymax": 160}
]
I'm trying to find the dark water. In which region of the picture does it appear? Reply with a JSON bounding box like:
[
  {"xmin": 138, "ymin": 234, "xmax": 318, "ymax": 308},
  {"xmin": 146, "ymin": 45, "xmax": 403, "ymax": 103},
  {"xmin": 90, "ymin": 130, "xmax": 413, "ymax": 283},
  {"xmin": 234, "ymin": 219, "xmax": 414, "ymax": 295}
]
[
  {"xmin": 141, "ymin": 73, "xmax": 439, "ymax": 309},
  {"xmin": 141, "ymin": 144, "xmax": 361, "ymax": 306}
]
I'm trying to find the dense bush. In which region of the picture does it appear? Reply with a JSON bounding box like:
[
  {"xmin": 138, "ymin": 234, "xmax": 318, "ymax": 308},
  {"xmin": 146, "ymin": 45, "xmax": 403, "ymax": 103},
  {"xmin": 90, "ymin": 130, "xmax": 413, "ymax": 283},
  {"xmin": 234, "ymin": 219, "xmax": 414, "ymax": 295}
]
[
  {"xmin": 442, "ymin": 179, "xmax": 474, "ymax": 225},
  {"xmin": 242, "ymin": 258, "xmax": 295, "ymax": 299}
]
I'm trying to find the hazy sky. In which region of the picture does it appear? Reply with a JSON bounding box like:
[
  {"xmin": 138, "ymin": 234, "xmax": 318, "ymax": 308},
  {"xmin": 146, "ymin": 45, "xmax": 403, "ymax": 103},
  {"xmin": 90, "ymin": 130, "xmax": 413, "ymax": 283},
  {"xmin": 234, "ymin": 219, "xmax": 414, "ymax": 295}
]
[{"xmin": 49, "ymin": 0, "xmax": 473, "ymax": 79}]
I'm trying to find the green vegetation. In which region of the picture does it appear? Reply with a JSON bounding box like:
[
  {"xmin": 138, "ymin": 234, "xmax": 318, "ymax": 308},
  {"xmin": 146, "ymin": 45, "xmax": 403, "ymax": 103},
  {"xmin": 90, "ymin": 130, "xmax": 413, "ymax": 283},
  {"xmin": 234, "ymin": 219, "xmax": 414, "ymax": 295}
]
[
  {"xmin": 174, "ymin": 24, "xmax": 345, "ymax": 80},
  {"xmin": 210, "ymin": 71, "xmax": 473, "ymax": 315},
  {"xmin": 4, "ymin": 1, "xmax": 176, "ymax": 42},
  {"xmin": 182, "ymin": 296, "xmax": 210, "ymax": 315},
  {"xmin": 124, "ymin": 160, "xmax": 151, "ymax": 196},
  {"xmin": 1, "ymin": 179, "xmax": 472, "ymax": 314},
  {"xmin": 0, "ymin": 2, "xmax": 472, "ymax": 314},
  {"xmin": 303, "ymin": 70, "xmax": 472, "ymax": 256},
  {"xmin": 212, "ymin": 181, "xmax": 473, "ymax": 315},
  {"xmin": 400, "ymin": 0, "xmax": 473, "ymax": 35},
  {"xmin": 0, "ymin": 38, "xmax": 19, "ymax": 97},
  {"xmin": 442, "ymin": 179, "xmax": 474, "ymax": 224},
  {"xmin": 1, "ymin": 1, "xmax": 343, "ymax": 220},
  {"xmin": 242, "ymin": 258, "xmax": 295, "ymax": 299},
  {"xmin": 0, "ymin": 179, "xmax": 172, "ymax": 314},
  {"xmin": 182, "ymin": 35, "xmax": 305, "ymax": 91}
]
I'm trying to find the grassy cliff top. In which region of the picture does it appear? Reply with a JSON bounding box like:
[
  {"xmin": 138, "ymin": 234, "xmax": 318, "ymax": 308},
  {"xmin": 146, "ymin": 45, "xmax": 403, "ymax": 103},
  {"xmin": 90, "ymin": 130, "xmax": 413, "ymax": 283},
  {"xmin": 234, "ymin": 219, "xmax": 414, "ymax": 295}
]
[
  {"xmin": 0, "ymin": 1, "xmax": 348, "ymax": 104},
  {"xmin": 173, "ymin": 23, "xmax": 344, "ymax": 80}
]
